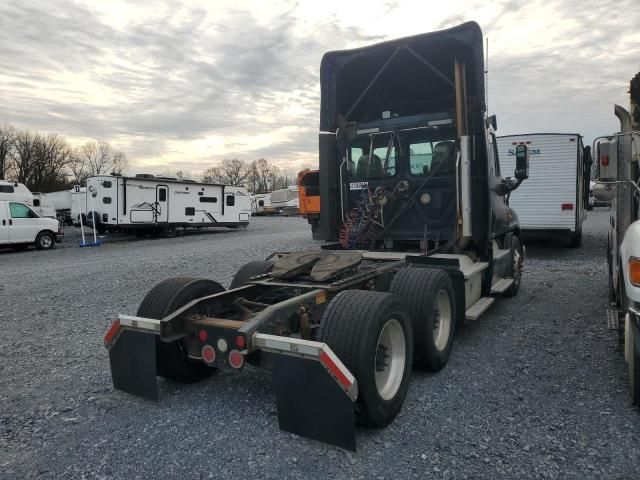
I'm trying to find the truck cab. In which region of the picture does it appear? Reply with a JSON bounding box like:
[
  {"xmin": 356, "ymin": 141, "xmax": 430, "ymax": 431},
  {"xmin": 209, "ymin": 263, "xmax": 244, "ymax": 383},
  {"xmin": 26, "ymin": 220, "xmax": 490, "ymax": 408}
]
[
  {"xmin": 593, "ymin": 72, "xmax": 640, "ymax": 405},
  {"xmin": 0, "ymin": 200, "xmax": 62, "ymax": 250}
]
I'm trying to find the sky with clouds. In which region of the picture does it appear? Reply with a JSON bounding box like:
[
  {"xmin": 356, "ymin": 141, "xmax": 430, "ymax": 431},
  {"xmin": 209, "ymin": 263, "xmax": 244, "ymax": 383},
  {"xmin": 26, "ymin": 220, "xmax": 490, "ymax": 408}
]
[{"xmin": 1, "ymin": 0, "xmax": 639, "ymax": 177}]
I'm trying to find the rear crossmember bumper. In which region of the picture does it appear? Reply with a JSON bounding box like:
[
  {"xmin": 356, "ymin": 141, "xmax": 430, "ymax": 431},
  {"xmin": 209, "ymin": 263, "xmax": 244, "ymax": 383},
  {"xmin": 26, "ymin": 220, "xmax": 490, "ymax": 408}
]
[{"xmin": 104, "ymin": 315, "xmax": 359, "ymax": 450}]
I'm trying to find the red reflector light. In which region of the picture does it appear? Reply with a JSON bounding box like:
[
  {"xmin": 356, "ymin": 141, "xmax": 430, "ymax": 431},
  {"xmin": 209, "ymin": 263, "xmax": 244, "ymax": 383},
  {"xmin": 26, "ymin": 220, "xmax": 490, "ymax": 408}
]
[
  {"xmin": 198, "ymin": 329, "xmax": 208, "ymax": 342},
  {"xmin": 512, "ymin": 142, "xmax": 517, "ymax": 145},
  {"xmin": 319, "ymin": 351, "xmax": 352, "ymax": 390},
  {"xmin": 561, "ymin": 203, "xmax": 574, "ymax": 211},
  {"xmin": 235, "ymin": 335, "xmax": 246, "ymax": 348},
  {"xmin": 104, "ymin": 320, "xmax": 121, "ymax": 345},
  {"xmin": 601, "ymin": 155, "xmax": 609, "ymax": 166},
  {"xmin": 202, "ymin": 345, "xmax": 216, "ymax": 364},
  {"xmin": 228, "ymin": 350, "xmax": 244, "ymax": 369}
]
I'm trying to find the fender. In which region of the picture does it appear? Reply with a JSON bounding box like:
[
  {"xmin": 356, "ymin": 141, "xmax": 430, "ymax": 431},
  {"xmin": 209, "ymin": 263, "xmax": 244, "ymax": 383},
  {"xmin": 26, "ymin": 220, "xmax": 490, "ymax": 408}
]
[{"xmin": 619, "ymin": 220, "xmax": 640, "ymax": 304}]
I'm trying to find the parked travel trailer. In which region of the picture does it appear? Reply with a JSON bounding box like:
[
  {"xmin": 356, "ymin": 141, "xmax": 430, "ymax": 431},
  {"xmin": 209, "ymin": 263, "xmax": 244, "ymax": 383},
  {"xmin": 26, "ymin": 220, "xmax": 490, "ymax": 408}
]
[
  {"xmin": 46, "ymin": 186, "xmax": 87, "ymax": 225},
  {"xmin": 0, "ymin": 199, "xmax": 62, "ymax": 250},
  {"xmin": 497, "ymin": 133, "xmax": 591, "ymax": 246},
  {"xmin": 270, "ymin": 186, "xmax": 299, "ymax": 216},
  {"xmin": 85, "ymin": 175, "xmax": 251, "ymax": 234},
  {"xmin": 31, "ymin": 193, "xmax": 56, "ymax": 219},
  {"xmin": 250, "ymin": 193, "xmax": 277, "ymax": 215}
]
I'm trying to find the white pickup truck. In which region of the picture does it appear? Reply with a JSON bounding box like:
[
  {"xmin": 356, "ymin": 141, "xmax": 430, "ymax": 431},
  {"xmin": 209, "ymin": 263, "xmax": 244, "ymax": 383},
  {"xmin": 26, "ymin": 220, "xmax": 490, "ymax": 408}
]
[{"xmin": 0, "ymin": 199, "xmax": 63, "ymax": 250}]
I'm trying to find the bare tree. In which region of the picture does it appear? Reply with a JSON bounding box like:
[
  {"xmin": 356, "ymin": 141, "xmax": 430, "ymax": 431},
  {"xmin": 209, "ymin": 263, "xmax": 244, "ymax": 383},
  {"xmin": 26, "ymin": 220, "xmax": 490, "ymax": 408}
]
[
  {"xmin": 70, "ymin": 141, "xmax": 127, "ymax": 184},
  {"xmin": 202, "ymin": 159, "xmax": 249, "ymax": 185},
  {"xmin": 0, "ymin": 124, "xmax": 15, "ymax": 180}
]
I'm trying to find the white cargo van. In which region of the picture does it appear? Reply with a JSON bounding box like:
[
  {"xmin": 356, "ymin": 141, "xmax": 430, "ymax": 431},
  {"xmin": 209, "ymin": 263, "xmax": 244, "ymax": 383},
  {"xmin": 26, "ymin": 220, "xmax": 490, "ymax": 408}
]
[
  {"xmin": 497, "ymin": 133, "xmax": 591, "ymax": 246},
  {"xmin": 0, "ymin": 200, "xmax": 63, "ymax": 250}
]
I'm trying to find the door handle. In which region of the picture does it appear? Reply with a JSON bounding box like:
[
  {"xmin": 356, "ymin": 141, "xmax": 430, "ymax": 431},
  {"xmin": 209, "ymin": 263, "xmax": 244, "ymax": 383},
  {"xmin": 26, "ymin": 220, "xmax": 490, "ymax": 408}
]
[
  {"xmin": 8, "ymin": 219, "xmax": 12, "ymax": 225},
  {"xmin": 2, "ymin": 219, "xmax": 5, "ymax": 226}
]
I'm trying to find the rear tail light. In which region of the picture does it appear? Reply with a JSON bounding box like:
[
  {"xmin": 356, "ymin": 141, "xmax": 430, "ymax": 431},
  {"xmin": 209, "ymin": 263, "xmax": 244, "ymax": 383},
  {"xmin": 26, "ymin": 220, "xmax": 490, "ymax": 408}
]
[
  {"xmin": 629, "ymin": 257, "xmax": 640, "ymax": 286},
  {"xmin": 228, "ymin": 350, "xmax": 244, "ymax": 369},
  {"xmin": 201, "ymin": 345, "xmax": 216, "ymax": 364},
  {"xmin": 198, "ymin": 329, "xmax": 208, "ymax": 342},
  {"xmin": 561, "ymin": 203, "xmax": 573, "ymax": 211},
  {"xmin": 104, "ymin": 320, "xmax": 121, "ymax": 346},
  {"xmin": 235, "ymin": 335, "xmax": 246, "ymax": 349}
]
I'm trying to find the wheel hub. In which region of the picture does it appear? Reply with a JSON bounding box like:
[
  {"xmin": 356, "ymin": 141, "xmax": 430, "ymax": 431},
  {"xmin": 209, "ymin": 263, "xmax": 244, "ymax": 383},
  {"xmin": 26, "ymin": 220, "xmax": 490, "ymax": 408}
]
[{"xmin": 374, "ymin": 318, "xmax": 406, "ymax": 400}]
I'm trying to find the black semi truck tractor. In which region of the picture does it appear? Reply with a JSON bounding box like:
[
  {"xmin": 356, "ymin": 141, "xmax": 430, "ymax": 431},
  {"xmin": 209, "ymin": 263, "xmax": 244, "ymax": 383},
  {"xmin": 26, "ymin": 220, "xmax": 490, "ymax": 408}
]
[{"xmin": 104, "ymin": 21, "xmax": 529, "ymax": 450}]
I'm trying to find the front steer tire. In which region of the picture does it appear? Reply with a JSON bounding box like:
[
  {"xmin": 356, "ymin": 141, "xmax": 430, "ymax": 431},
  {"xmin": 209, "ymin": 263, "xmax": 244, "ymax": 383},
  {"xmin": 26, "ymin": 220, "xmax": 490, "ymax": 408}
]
[
  {"xmin": 137, "ymin": 277, "xmax": 224, "ymax": 383},
  {"xmin": 35, "ymin": 231, "xmax": 55, "ymax": 250},
  {"xmin": 390, "ymin": 268, "xmax": 456, "ymax": 371},
  {"xmin": 316, "ymin": 290, "xmax": 413, "ymax": 427}
]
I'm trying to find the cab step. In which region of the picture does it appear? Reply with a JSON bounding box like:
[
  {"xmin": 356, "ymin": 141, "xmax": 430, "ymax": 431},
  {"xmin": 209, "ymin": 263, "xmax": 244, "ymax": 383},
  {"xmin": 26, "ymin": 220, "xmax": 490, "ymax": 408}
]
[
  {"xmin": 465, "ymin": 297, "xmax": 495, "ymax": 321},
  {"xmin": 491, "ymin": 277, "xmax": 514, "ymax": 294}
]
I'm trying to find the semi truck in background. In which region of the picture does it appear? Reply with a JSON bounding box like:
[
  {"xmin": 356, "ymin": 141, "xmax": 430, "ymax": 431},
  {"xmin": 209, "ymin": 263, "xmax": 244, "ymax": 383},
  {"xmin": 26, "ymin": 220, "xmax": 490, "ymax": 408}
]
[
  {"xmin": 593, "ymin": 72, "xmax": 640, "ymax": 405},
  {"xmin": 103, "ymin": 22, "xmax": 530, "ymax": 450},
  {"xmin": 496, "ymin": 133, "xmax": 592, "ymax": 247},
  {"xmin": 46, "ymin": 186, "xmax": 87, "ymax": 226}
]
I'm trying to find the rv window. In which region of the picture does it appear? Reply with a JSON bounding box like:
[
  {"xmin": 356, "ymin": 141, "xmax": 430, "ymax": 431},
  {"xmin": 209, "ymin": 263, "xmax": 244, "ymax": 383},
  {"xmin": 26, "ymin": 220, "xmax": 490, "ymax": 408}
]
[
  {"xmin": 200, "ymin": 197, "xmax": 217, "ymax": 203},
  {"xmin": 0, "ymin": 185, "xmax": 14, "ymax": 193},
  {"xmin": 103, "ymin": 197, "xmax": 112, "ymax": 204},
  {"xmin": 33, "ymin": 199, "xmax": 41, "ymax": 207},
  {"xmin": 103, "ymin": 180, "xmax": 112, "ymax": 188},
  {"xmin": 259, "ymin": 200, "xmax": 264, "ymax": 207},
  {"xmin": 185, "ymin": 207, "xmax": 195, "ymax": 216},
  {"xmin": 226, "ymin": 195, "xmax": 235, "ymax": 206},
  {"xmin": 158, "ymin": 189, "xmax": 167, "ymax": 202},
  {"xmin": 9, "ymin": 202, "xmax": 38, "ymax": 219}
]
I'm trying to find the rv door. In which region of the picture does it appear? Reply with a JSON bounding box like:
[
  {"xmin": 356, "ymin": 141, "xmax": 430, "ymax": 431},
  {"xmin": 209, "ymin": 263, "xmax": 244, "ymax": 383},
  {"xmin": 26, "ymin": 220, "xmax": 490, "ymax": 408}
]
[{"xmin": 156, "ymin": 186, "xmax": 168, "ymax": 223}]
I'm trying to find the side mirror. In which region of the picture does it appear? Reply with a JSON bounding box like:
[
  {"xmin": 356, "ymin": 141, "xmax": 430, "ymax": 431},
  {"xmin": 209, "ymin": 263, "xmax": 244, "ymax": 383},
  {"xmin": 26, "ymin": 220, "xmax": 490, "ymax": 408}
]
[
  {"xmin": 593, "ymin": 182, "xmax": 616, "ymax": 202},
  {"xmin": 514, "ymin": 144, "xmax": 529, "ymax": 180},
  {"xmin": 597, "ymin": 139, "xmax": 617, "ymax": 182}
]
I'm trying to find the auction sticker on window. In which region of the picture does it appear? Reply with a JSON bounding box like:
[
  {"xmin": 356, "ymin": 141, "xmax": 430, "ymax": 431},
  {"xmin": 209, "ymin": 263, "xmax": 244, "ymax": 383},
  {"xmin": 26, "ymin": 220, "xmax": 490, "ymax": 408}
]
[{"xmin": 349, "ymin": 182, "xmax": 368, "ymax": 190}]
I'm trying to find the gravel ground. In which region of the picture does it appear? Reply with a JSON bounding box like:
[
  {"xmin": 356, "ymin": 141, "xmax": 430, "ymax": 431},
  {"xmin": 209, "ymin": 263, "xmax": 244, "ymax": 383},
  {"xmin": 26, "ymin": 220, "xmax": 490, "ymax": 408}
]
[{"xmin": 1, "ymin": 211, "xmax": 639, "ymax": 479}]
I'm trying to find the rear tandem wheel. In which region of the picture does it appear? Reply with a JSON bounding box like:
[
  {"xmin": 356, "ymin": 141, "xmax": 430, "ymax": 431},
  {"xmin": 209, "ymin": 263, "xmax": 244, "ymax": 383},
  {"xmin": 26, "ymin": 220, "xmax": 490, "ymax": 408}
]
[
  {"xmin": 137, "ymin": 277, "xmax": 225, "ymax": 382},
  {"xmin": 316, "ymin": 290, "xmax": 413, "ymax": 427}
]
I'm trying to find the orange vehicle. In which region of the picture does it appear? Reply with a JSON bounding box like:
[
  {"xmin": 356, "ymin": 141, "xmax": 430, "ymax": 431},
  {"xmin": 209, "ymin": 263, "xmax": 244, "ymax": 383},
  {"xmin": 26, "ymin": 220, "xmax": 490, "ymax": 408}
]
[{"xmin": 298, "ymin": 169, "xmax": 320, "ymax": 237}]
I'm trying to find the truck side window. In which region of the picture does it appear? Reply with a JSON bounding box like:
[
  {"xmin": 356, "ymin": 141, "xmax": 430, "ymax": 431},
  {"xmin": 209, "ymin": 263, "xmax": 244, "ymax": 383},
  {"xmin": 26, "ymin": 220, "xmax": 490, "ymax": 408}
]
[
  {"xmin": 489, "ymin": 133, "xmax": 501, "ymax": 176},
  {"xmin": 410, "ymin": 142, "xmax": 433, "ymax": 175},
  {"xmin": 9, "ymin": 202, "xmax": 38, "ymax": 218}
]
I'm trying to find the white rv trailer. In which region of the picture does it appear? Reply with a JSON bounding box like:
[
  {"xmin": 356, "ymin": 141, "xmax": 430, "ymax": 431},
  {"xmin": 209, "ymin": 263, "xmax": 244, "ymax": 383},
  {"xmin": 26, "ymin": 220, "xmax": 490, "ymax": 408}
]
[
  {"xmin": 250, "ymin": 193, "xmax": 278, "ymax": 215},
  {"xmin": 46, "ymin": 186, "xmax": 87, "ymax": 225},
  {"xmin": 85, "ymin": 174, "xmax": 251, "ymax": 234},
  {"xmin": 270, "ymin": 186, "xmax": 300, "ymax": 216},
  {"xmin": 31, "ymin": 193, "xmax": 56, "ymax": 218},
  {"xmin": 497, "ymin": 133, "xmax": 591, "ymax": 246}
]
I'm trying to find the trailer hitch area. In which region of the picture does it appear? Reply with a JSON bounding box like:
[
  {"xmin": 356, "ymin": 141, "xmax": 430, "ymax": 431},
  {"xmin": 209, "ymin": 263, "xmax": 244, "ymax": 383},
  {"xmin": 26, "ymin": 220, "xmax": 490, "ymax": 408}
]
[
  {"xmin": 104, "ymin": 315, "xmax": 161, "ymax": 402},
  {"xmin": 254, "ymin": 333, "xmax": 359, "ymax": 451}
]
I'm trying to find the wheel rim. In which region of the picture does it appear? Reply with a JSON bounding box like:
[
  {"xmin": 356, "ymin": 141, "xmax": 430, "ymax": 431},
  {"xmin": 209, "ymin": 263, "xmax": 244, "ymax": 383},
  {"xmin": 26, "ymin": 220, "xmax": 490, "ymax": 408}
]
[
  {"xmin": 374, "ymin": 318, "xmax": 406, "ymax": 400},
  {"xmin": 41, "ymin": 235, "xmax": 52, "ymax": 248},
  {"xmin": 433, "ymin": 289, "xmax": 452, "ymax": 351}
]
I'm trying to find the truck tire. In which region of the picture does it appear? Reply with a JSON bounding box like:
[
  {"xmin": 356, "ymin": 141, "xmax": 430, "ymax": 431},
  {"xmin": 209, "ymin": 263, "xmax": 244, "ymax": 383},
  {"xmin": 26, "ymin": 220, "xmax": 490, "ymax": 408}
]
[
  {"xmin": 229, "ymin": 260, "xmax": 274, "ymax": 289},
  {"xmin": 628, "ymin": 316, "xmax": 640, "ymax": 406},
  {"xmin": 390, "ymin": 268, "xmax": 455, "ymax": 371},
  {"xmin": 316, "ymin": 290, "xmax": 413, "ymax": 427},
  {"xmin": 567, "ymin": 230, "xmax": 582, "ymax": 248},
  {"xmin": 504, "ymin": 235, "xmax": 524, "ymax": 297},
  {"xmin": 137, "ymin": 277, "xmax": 225, "ymax": 383},
  {"xmin": 35, "ymin": 231, "xmax": 55, "ymax": 250}
]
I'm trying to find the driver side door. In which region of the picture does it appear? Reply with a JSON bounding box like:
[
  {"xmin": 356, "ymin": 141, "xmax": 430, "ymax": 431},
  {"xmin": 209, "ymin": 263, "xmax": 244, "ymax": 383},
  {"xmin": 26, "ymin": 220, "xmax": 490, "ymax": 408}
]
[{"xmin": 9, "ymin": 202, "xmax": 39, "ymax": 242}]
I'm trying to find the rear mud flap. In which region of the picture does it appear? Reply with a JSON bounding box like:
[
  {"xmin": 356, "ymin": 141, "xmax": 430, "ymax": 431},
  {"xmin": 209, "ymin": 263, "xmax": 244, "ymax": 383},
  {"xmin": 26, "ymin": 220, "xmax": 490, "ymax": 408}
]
[
  {"xmin": 273, "ymin": 354, "xmax": 356, "ymax": 451},
  {"xmin": 109, "ymin": 329, "xmax": 158, "ymax": 401}
]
